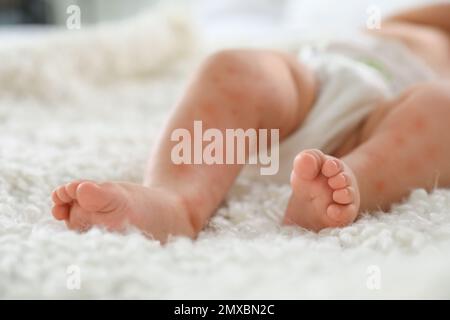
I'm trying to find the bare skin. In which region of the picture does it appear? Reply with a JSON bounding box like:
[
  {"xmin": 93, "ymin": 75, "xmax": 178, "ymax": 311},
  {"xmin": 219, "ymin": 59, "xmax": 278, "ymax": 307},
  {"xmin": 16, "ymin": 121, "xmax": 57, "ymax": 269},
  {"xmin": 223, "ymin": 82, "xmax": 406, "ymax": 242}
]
[
  {"xmin": 52, "ymin": 50, "xmax": 317, "ymax": 241},
  {"xmin": 284, "ymin": 83, "xmax": 450, "ymax": 229},
  {"xmin": 52, "ymin": 5, "xmax": 450, "ymax": 241}
]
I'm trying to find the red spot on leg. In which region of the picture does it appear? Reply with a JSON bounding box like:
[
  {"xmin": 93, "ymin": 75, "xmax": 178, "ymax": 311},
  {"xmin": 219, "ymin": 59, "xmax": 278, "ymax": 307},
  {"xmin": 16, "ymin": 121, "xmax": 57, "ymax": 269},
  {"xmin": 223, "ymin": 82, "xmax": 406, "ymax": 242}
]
[
  {"xmin": 224, "ymin": 88, "xmax": 246, "ymax": 103},
  {"xmin": 199, "ymin": 103, "xmax": 219, "ymax": 118},
  {"xmin": 211, "ymin": 74, "xmax": 221, "ymax": 83},
  {"xmin": 375, "ymin": 180, "xmax": 386, "ymax": 192},
  {"xmin": 225, "ymin": 64, "xmax": 239, "ymax": 75},
  {"xmin": 393, "ymin": 134, "xmax": 406, "ymax": 147},
  {"xmin": 231, "ymin": 108, "xmax": 239, "ymax": 116},
  {"xmin": 413, "ymin": 117, "xmax": 427, "ymax": 131}
]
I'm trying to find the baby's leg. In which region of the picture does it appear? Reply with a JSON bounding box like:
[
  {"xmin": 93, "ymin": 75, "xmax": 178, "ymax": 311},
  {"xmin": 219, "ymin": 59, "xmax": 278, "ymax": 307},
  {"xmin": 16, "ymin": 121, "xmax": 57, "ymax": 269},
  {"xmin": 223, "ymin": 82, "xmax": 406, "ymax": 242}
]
[
  {"xmin": 51, "ymin": 49, "xmax": 316, "ymax": 241},
  {"xmin": 284, "ymin": 83, "xmax": 450, "ymax": 230},
  {"xmin": 345, "ymin": 83, "xmax": 450, "ymax": 212}
]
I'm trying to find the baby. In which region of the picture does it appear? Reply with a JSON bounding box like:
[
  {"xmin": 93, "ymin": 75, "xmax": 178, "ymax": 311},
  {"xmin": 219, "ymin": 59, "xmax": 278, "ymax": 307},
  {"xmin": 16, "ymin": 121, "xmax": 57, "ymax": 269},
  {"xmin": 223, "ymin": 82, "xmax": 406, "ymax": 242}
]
[{"xmin": 51, "ymin": 4, "xmax": 450, "ymax": 242}]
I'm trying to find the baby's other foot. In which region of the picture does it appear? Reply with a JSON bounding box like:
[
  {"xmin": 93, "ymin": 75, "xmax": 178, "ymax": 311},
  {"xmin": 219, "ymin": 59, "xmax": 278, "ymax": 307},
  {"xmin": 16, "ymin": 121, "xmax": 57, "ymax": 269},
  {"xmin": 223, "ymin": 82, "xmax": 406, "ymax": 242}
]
[
  {"xmin": 51, "ymin": 180, "xmax": 195, "ymax": 242},
  {"xmin": 283, "ymin": 149, "xmax": 360, "ymax": 231}
]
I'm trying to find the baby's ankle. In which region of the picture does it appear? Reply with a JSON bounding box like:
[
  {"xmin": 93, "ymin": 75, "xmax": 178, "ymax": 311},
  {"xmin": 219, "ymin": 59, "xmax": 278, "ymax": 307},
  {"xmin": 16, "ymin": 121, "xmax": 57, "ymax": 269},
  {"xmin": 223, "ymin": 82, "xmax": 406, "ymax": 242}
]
[
  {"xmin": 142, "ymin": 182, "xmax": 214, "ymax": 238},
  {"xmin": 153, "ymin": 189, "xmax": 204, "ymax": 239}
]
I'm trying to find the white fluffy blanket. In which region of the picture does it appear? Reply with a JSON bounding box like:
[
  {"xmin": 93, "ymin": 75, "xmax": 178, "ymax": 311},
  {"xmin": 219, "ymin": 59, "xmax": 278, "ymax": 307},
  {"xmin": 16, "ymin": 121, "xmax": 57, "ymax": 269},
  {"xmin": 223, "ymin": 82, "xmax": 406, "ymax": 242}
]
[{"xmin": 1, "ymin": 7, "xmax": 450, "ymax": 299}]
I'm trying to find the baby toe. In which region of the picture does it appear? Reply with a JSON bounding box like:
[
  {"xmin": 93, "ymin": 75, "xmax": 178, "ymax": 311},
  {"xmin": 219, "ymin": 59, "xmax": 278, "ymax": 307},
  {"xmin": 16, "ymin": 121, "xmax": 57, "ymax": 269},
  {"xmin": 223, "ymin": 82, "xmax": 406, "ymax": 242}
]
[
  {"xmin": 55, "ymin": 185, "xmax": 72, "ymax": 203},
  {"xmin": 65, "ymin": 180, "xmax": 84, "ymax": 199},
  {"xmin": 52, "ymin": 204, "xmax": 70, "ymax": 221},
  {"xmin": 328, "ymin": 173, "xmax": 349, "ymax": 189},
  {"xmin": 51, "ymin": 190, "xmax": 65, "ymax": 205},
  {"xmin": 321, "ymin": 158, "xmax": 342, "ymax": 177},
  {"xmin": 332, "ymin": 187, "xmax": 354, "ymax": 204}
]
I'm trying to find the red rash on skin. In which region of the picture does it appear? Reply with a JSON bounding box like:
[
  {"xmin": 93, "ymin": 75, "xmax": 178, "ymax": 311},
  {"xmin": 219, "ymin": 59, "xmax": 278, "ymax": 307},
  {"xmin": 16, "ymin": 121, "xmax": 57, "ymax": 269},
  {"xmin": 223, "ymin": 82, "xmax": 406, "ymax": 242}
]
[
  {"xmin": 412, "ymin": 116, "xmax": 427, "ymax": 131},
  {"xmin": 210, "ymin": 74, "xmax": 221, "ymax": 84},
  {"xmin": 222, "ymin": 87, "xmax": 247, "ymax": 103},
  {"xmin": 202, "ymin": 103, "xmax": 218, "ymax": 117},
  {"xmin": 230, "ymin": 108, "xmax": 239, "ymax": 116},
  {"xmin": 393, "ymin": 133, "xmax": 406, "ymax": 147},
  {"xmin": 225, "ymin": 64, "xmax": 239, "ymax": 75},
  {"xmin": 375, "ymin": 180, "xmax": 386, "ymax": 192}
]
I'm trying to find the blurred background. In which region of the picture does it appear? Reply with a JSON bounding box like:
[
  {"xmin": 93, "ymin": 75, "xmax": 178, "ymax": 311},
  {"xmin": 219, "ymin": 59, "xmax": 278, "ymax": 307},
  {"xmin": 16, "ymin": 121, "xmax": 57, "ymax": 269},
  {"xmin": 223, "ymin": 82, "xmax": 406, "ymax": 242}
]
[
  {"xmin": 0, "ymin": 0, "xmax": 441, "ymax": 39},
  {"xmin": 0, "ymin": 0, "xmax": 159, "ymax": 25}
]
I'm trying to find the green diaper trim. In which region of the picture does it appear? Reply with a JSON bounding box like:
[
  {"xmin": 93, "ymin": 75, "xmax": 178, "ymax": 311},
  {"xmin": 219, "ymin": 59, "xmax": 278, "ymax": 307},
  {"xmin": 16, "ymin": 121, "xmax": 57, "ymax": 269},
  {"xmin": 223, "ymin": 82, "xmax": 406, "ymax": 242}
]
[{"xmin": 357, "ymin": 57, "xmax": 392, "ymax": 82}]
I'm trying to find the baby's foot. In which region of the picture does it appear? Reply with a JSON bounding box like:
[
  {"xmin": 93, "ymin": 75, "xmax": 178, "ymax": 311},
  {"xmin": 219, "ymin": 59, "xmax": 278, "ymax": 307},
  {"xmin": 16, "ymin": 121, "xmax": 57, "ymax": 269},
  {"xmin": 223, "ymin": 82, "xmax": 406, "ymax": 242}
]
[
  {"xmin": 51, "ymin": 181, "xmax": 195, "ymax": 242},
  {"xmin": 283, "ymin": 149, "xmax": 360, "ymax": 231}
]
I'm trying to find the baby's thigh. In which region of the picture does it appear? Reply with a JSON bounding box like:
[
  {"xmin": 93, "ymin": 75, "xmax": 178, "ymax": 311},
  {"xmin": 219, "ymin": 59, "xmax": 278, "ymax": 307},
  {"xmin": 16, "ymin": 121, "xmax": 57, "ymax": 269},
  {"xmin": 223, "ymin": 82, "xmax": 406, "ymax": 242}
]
[{"xmin": 360, "ymin": 82, "xmax": 450, "ymax": 142}]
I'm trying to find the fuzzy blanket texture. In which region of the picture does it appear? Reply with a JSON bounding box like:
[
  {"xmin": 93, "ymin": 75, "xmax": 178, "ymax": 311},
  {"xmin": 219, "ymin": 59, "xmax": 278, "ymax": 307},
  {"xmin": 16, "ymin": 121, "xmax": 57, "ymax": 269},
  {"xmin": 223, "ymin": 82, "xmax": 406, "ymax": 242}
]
[{"xmin": 0, "ymin": 6, "xmax": 449, "ymax": 299}]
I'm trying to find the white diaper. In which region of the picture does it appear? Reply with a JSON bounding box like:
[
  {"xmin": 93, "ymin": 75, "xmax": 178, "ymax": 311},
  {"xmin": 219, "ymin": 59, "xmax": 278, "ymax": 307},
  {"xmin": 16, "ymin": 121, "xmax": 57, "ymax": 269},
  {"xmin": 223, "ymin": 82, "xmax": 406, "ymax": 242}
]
[{"xmin": 243, "ymin": 33, "xmax": 437, "ymax": 184}]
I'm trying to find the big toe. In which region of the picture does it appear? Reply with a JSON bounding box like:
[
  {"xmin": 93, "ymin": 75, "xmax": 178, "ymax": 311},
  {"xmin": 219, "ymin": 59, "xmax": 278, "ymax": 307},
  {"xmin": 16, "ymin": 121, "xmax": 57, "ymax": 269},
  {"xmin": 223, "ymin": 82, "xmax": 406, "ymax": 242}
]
[
  {"xmin": 76, "ymin": 182, "xmax": 123, "ymax": 213},
  {"xmin": 292, "ymin": 149, "xmax": 325, "ymax": 181}
]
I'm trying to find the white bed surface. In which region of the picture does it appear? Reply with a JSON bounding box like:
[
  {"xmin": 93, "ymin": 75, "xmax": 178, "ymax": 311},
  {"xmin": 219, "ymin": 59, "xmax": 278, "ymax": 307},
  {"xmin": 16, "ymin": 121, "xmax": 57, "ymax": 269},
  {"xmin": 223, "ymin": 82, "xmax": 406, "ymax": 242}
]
[{"xmin": 0, "ymin": 0, "xmax": 449, "ymax": 299}]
